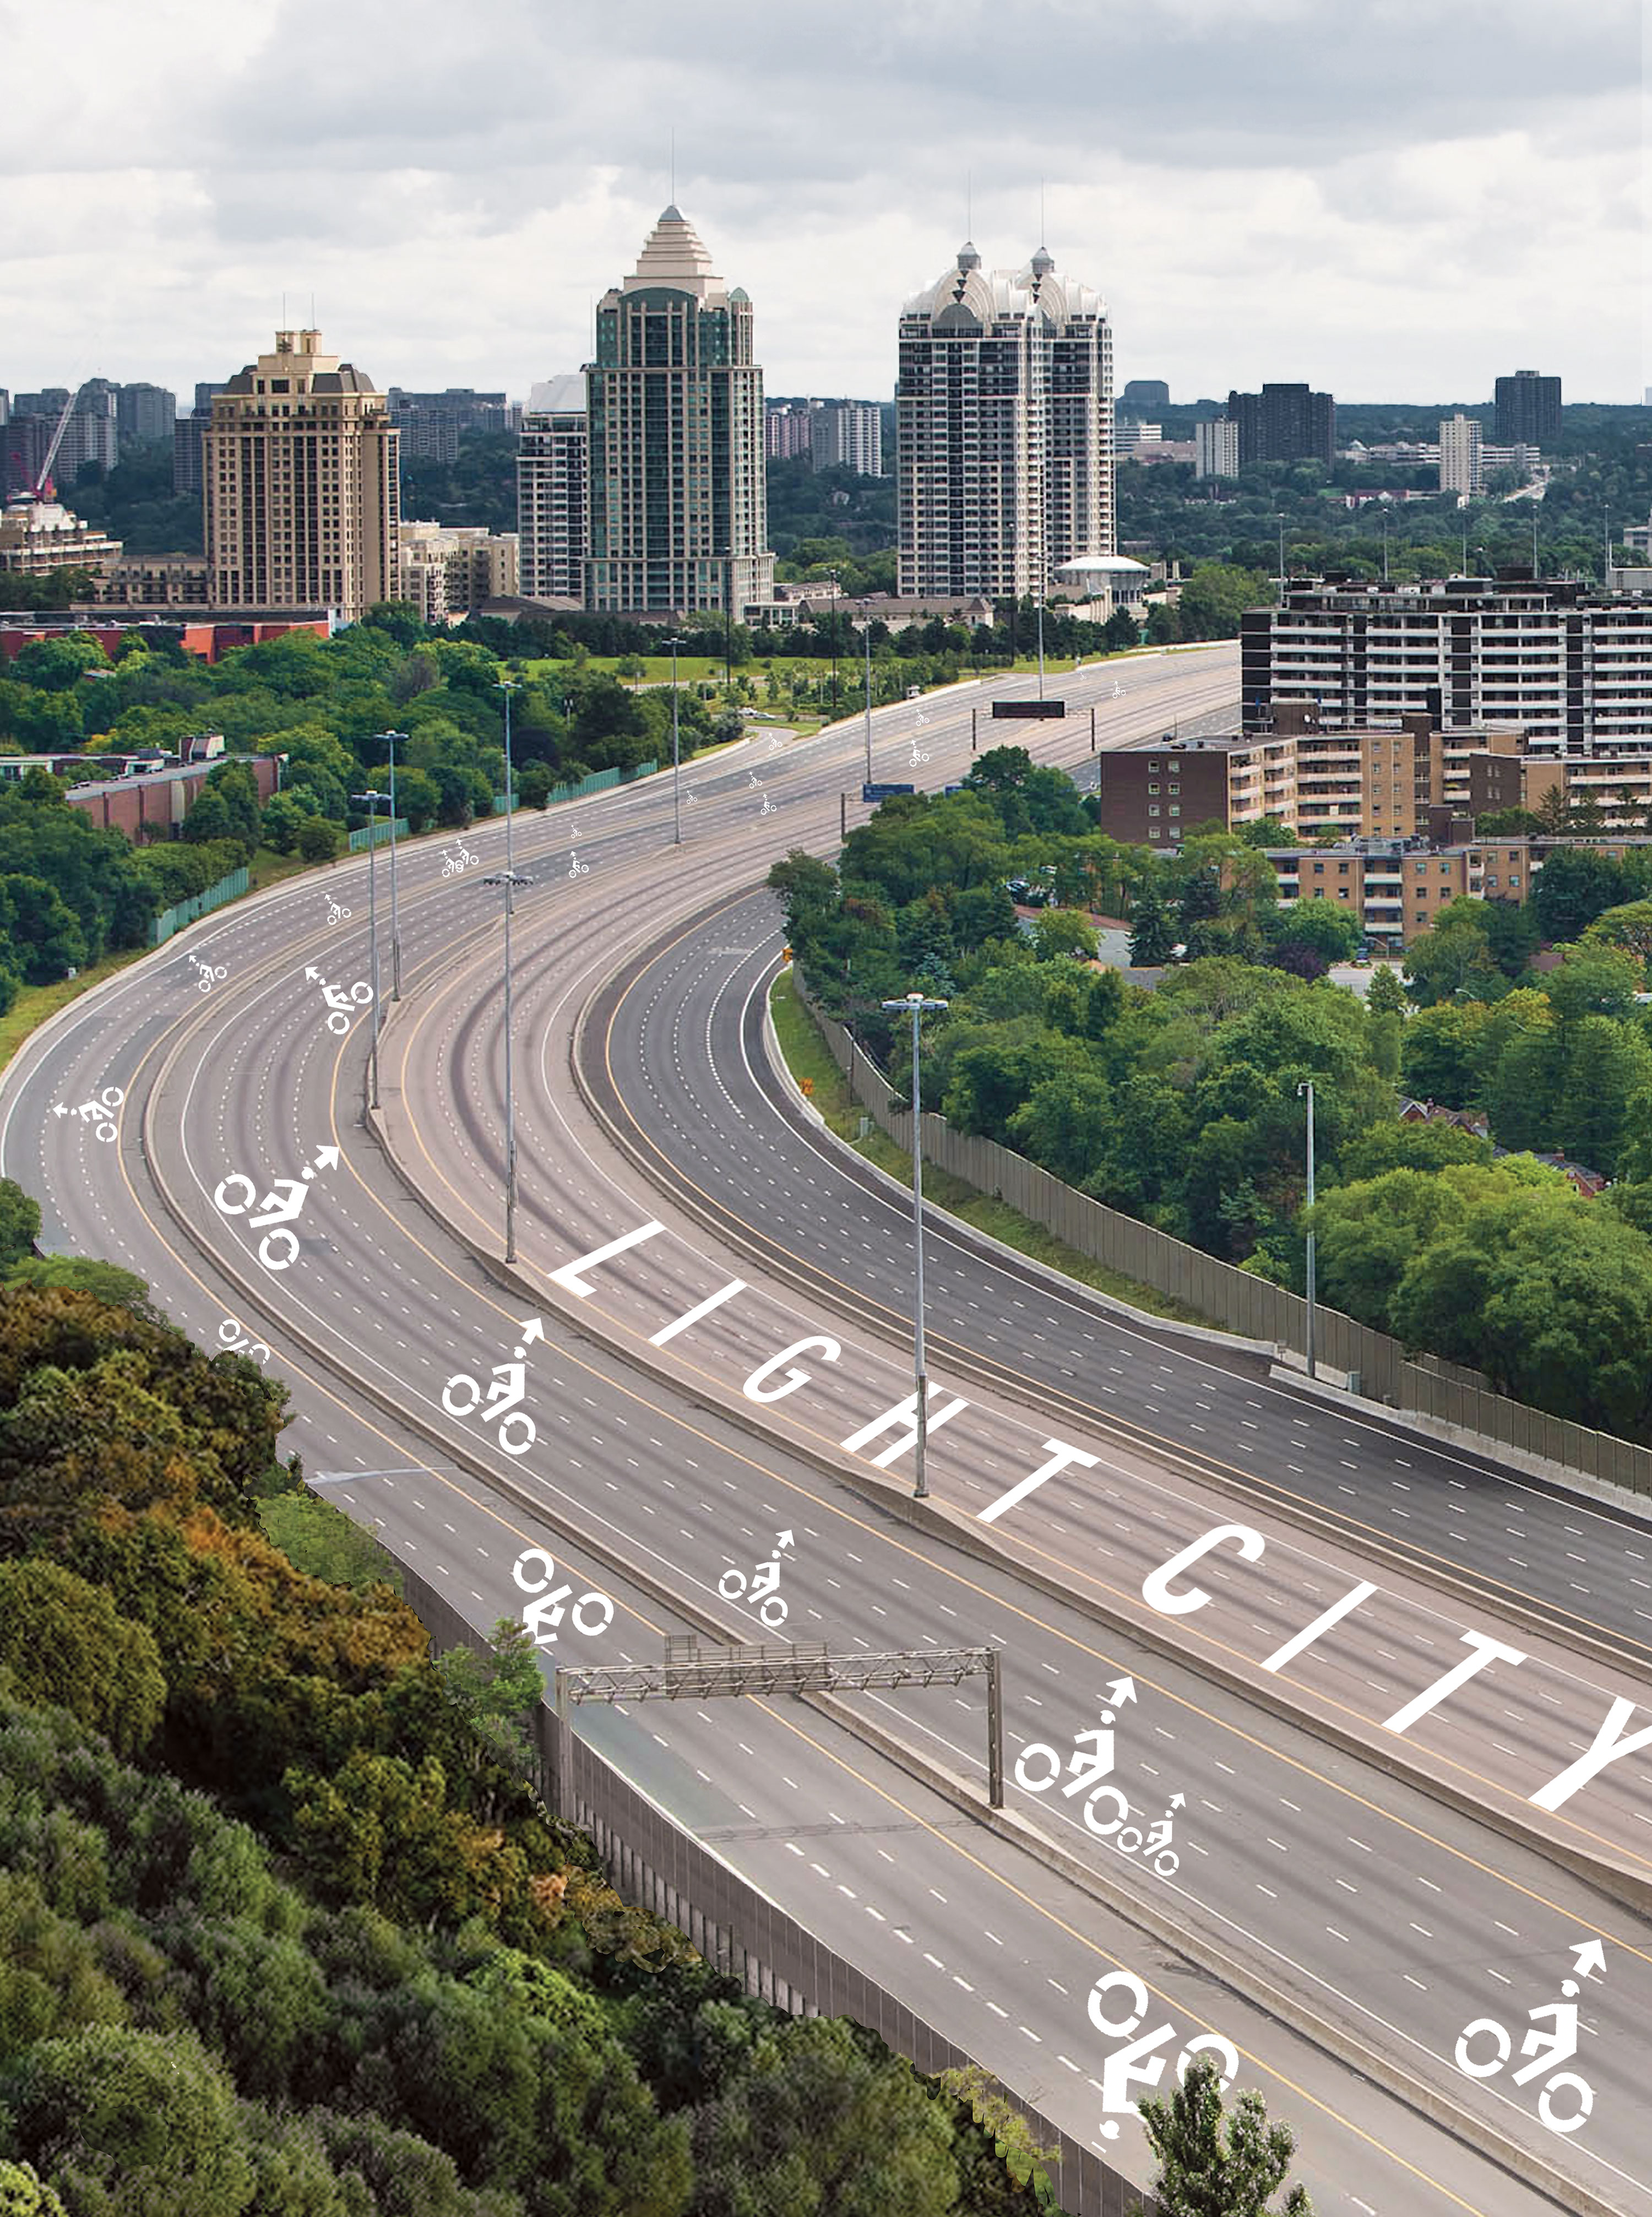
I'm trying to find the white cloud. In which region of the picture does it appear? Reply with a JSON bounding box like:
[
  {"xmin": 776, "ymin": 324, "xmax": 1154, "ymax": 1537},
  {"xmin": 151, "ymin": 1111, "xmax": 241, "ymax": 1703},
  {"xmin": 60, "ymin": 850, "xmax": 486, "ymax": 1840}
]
[{"xmin": 0, "ymin": 0, "xmax": 1642, "ymax": 405}]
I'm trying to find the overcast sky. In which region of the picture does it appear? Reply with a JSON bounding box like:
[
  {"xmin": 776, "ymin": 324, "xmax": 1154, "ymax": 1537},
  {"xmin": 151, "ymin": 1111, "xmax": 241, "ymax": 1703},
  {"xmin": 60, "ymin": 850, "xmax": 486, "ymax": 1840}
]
[{"xmin": 3, "ymin": 0, "xmax": 1648, "ymax": 413}]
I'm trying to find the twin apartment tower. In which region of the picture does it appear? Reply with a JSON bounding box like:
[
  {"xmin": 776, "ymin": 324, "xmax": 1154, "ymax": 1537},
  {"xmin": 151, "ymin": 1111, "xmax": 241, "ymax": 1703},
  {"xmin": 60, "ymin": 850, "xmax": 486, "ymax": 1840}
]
[
  {"xmin": 203, "ymin": 210, "xmax": 1118, "ymax": 626},
  {"xmin": 521, "ymin": 213, "xmax": 1118, "ymax": 615}
]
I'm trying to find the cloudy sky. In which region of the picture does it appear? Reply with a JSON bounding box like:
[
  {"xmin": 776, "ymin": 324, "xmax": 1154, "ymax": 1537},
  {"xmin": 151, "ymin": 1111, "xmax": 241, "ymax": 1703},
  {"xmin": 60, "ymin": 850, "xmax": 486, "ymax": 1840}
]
[{"xmin": 3, "ymin": 0, "xmax": 1648, "ymax": 412}]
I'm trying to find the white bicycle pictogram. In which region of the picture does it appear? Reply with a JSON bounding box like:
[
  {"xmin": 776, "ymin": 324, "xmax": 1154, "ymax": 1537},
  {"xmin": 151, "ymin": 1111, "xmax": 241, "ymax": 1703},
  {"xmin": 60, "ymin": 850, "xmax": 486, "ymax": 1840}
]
[
  {"xmin": 512, "ymin": 1546, "xmax": 615, "ymax": 1645},
  {"xmin": 441, "ymin": 842, "xmax": 479, "ymax": 876},
  {"xmin": 322, "ymin": 979, "xmax": 374, "ymax": 1033},
  {"xmin": 442, "ymin": 1359, "xmax": 535, "ymax": 1454},
  {"xmin": 1086, "ymin": 1969, "xmax": 1238, "ymax": 2135},
  {"xmin": 1112, "ymin": 1804, "xmax": 1180, "ymax": 1879},
  {"xmin": 189, "ymin": 956, "xmax": 227, "ymax": 994},
  {"xmin": 1014, "ymin": 1727, "xmax": 1131, "ymax": 1839},
  {"xmin": 218, "ymin": 1316, "xmax": 272, "ymax": 1363},
  {"xmin": 1455, "ymin": 1981, "xmax": 1594, "ymax": 2135},
  {"xmin": 57, "ymin": 1085, "xmax": 126, "ymax": 1142},
  {"xmin": 325, "ymin": 896, "xmax": 352, "ymax": 924},
  {"xmin": 719, "ymin": 1552, "xmax": 788, "ymax": 1628},
  {"xmin": 568, "ymin": 851, "xmax": 589, "ymax": 878},
  {"xmin": 213, "ymin": 1170, "xmax": 313, "ymax": 1272}
]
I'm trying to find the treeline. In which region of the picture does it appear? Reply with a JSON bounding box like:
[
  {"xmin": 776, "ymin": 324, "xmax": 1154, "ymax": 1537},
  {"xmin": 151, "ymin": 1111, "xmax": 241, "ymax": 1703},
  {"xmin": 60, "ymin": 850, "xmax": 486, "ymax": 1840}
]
[
  {"xmin": 770, "ymin": 752, "xmax": 1652, "ymax": 1439},
  {"xmin": 0, "ymin": 610, "xmax": 734, "ymax": 897},
  {"xmin": 0, "ymin": 1279, "xmax": 1053, "ymax": 2215}
]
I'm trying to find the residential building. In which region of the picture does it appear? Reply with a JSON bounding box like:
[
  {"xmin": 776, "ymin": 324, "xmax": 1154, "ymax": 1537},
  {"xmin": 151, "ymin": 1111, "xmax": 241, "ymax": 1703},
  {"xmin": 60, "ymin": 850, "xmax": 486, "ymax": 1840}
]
[
  {"xmin": 173, "ymin": 383, "xmax": 226, "ymax": 496},
  {"xmin": 516, "ymin": 374, "xmax": 588, "ymax": 603},
  {"xmin": 0, "ymin": 496, "xmax": 122, "ymax": 578},
  {"xmin": 97, "ymin": 554, "xmax": 210, "ymax": 606},
  {"xmin": 1226, "ymin": 382, "xmax": 1335, "ymax": 468},
  {"xmin": 398, "ymin": 520, "xmax": 519, "ymax": 621},
  {"xmin": 1437, "ymin": 411, "xmax": 1483, "ymax": 497},
  {"xmin": 1115, "ymin": 420, "xmax": 1162, "ymax": 457},
  {"xmin": 387, "ymin": 387, "xmax": 512, "ymax": 463},
  {"xmin": 896, "ymin": 240, "xmax": 1114, "ymax": 599},
  {"xmin": 583, "ymin": 206, "xmax": 774, "ymax": 617},
  {"xmin": 116, "ymin": 383, "xmax": 177, "ymax": 444},
  {"xmin": 1241, "ymin": 577, "xmax": 1652, "ymax": 749},
  {"xmin": 1121, "ymin": 378, "xmax": 1170, "ymax": 409},
  {"xmin": 203, "ymin": 328, "xmax": 400, "ymax": 623},
  {"xmin": 765, "ymin": 402, "xmax": 814, "ymax": 462},
  {"xmin": 1266, "ymin": 834, "xmax": 1536, "ymax": 946},
  {"xmin": 1194, "ymin": 416, "xmax": 1239, "ymax": 480},
  {"xmin": 809, "ymin": 400, "xmax": 883, "ymax": 476},
  {"xmin": 54, "ymin": 382, "xmax": 120, "ymax": 483},
  {"xmin": 1494, "ymin": 370, "xmax": 1561, "ymax": 448}
]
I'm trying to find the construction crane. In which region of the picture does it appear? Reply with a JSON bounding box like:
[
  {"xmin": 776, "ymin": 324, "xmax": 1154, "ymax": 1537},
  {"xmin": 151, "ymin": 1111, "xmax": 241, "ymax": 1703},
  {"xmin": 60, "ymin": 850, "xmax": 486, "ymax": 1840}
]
[
  {"xmin": 4, "ymin": 387, "xmax": 79, "ymax": 508},
  {"xmin": 29, "ymin": 388, "xmax": 80, "ymax": 502}
]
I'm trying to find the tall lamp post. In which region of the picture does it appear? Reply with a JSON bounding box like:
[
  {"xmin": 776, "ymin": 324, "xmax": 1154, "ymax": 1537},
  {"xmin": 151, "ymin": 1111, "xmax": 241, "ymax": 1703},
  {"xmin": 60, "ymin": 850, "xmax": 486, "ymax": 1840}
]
[
  {"xmin": 1035, "ymin": 590, "xmax": 1046, "ymax": 701},
  {"xmin": 482, "ymin": 868, "xmax": 532, "ymax": 1262},
  {"xmin": 859, "ymin": 599, "xmax": 874, "ymax": 784},
  {"xmin": 662, "ymin": 635, "xmax": 685, "ymax": 846},
  {"xmin": 827, "ymin": 571, "xmax": 840, "ymax": 719},
  {"xmin": 377, "ymin": 729, "xmax": 408, "ymax": 999},
  {"xmin": 882, "ymin": 991, "xmax": 949, "ymax": 1498},
  {"xmin": 496, "ymin": 678, "xmax": 519, "ymax": 882},
  {"xmin": 1297, "ymin": 1078, "xmax": 1317, "ymax": 1380},
  {"xmin": 351, "ymin": 789, "xmax": 389, "ymax": 1113}
]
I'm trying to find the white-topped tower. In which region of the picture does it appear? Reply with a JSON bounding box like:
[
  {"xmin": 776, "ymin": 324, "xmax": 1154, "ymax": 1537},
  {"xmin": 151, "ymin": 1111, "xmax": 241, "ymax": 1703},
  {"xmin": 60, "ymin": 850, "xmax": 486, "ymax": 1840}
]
[
  {"xmin": 896, "ymin": 240, "xmax": 1113, "ymax": 600},
  {"xmin": 583, "ymin": 207, "xmax": 774, "ymax": 616}
]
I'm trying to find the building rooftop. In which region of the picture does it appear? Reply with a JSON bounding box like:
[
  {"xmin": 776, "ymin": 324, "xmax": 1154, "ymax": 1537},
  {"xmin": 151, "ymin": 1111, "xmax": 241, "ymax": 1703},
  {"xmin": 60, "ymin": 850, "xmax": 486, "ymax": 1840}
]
[{"xmin": 901, "ymin": 243, "xmax": 1107, "ymax": 329}]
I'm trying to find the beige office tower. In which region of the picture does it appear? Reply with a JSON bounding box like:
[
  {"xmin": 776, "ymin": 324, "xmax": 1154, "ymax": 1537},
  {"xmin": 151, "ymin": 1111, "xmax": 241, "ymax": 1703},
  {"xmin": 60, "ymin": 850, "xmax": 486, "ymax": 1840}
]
[
  {"xmin": 203, "ymin": 329, "xmax": 400, "ymax": 621},
  {"xmin": 584, "ymin": 208, "xmax": 774, "ymax": 616}
]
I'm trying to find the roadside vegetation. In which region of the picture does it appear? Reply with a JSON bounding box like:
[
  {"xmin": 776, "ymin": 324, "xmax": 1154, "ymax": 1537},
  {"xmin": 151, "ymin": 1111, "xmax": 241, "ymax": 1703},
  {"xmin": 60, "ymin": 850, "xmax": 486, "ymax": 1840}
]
[{"xmin": 770, "ymin": 750, "xmax": 1652, "ymax": 1441}]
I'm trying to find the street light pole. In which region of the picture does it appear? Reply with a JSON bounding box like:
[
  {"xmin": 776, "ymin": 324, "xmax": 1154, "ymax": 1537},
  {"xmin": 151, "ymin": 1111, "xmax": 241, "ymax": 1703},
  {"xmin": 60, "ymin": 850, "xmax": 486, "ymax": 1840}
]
[
  {"xmin": 351, "ymin": 789, "xmax": 388, "ymax": 1113},
  {"xmin": 1036, "ymin": 592, "xmax": 1046, "ymax": 701},
  {"xmin": 496, "ymin": 679, "xmax": 519, "ymax": 883},
  {"xmin": 379, "ymin": 729, "xmax": 408, "ymax": 999},
  {"xmin": 883, "ymin": 991, "xmax": 949, "ymax": 1498},
  {"xmin": 663, "ymin": 635, "xmax": 685, "ymax": 845},
  {"xmin": 860, "ymin": 600, "xmax": 874, "ymax": 784},
  {"xmin": 483, "ymin": 869, "xmax": 532, "ymax": 1262},
  {"xmin": 1297, "ymin": 1078, "xmax": 1317, "ymax": 1380}
]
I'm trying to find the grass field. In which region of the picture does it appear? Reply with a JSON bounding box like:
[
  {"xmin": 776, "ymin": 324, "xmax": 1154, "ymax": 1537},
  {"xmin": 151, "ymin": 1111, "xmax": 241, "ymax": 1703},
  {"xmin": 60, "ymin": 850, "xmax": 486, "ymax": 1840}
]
[{"xmin": 770, "ymin": 968, "xmax": 1226, "ymax": 1332}]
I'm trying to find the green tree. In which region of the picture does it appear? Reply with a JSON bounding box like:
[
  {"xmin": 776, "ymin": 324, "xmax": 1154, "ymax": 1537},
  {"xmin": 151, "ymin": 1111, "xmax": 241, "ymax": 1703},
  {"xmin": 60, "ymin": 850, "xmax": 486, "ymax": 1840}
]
[
  {"xmin": 1128, "ymin": 886, "xmax": 1177, "ymax": 965},
  {"xmin": 1266, "ymin": 899, "xmax": 1360, "ymax": 966},
  {"xmin": 3, "ymin": 2024, "xmax": 257, "ymax": 2215},
  {"xmin": 0, "ymin": 1177, "xmax": 41, "ymax": 1269},
  {"xmin": 1542, "ymin": 942, "xmax": 1642, "ymax": 1023},
  {"xmin": 0, "ymin": 2166, "xmax": 67, "ymax": 2217},
  {"xmin": 437, "ymin": 1618, "xmax": 545, "ymax": 1764},
  {"xmin": 295, "ymin": 815, "xmax": 343, "ymax": 864},
  {"xmin": 0, "ymin": 875, "xmax": 87, "ymax": 985},
  {"xmin": 4, "ymin": 1255, "xmax": 160, "ymax": 1319},
  {"xmin": 1102, "ymin": 608, "xmax": 1140, "ymax": 651},
  {"xmin": 1139, "ymin": 2053, "xmax": 1311, "ymax": 2216},
  {"xmin": 1007, "ymin": 1066, "xmax": 1113, "ymax": 1185},
  {"xmin": 691, "ymin": 2016, "xmax": 961, "ymax": 2217},
  {"xmin": 0, "ymin": 1560, "xmax": 166, "ymax": 1756},
  {"xmin": 1403, "ymin": 903, "xmax": 1504, "ymax": 1006},
  {"xmin": 1365, "ymin": 964, "xmax": 1409, "ymax": 1015},
  {"xmin": 1175, "ymin": 563, "xmax": 1275, "ymax": 641},
  {"xmin": 1028, "ymin": 907, "xmax": 1099, "ymax": 962},
  {"xmin": 1530, "ymin": 845, "xmax": 1624, "ymax": 942},
  {"xmin": 1583, "ymin": 898, "xmax": 1652, "ymax": 966},
  {"xmin": 1399, "ymin": 1002, "xmax": 1491, "ymax": 1106},
  {"xmin": 258, "ymin": 790, "xmax": 318, "ymax": 854}
]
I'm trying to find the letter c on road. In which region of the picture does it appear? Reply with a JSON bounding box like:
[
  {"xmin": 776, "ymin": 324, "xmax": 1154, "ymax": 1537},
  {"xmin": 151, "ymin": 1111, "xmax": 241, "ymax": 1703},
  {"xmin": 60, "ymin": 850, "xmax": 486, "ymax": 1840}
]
[{"xmin": 1142, "ymin": 1522, "xmax": 1265, "ymax": 1617}]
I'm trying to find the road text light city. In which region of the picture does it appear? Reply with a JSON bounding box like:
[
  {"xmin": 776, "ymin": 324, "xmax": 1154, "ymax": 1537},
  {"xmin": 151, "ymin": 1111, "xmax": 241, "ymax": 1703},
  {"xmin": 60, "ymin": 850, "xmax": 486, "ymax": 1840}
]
[{"xmin": 882, "ymin": 991, "xmax": 949, "ymax": 1498}]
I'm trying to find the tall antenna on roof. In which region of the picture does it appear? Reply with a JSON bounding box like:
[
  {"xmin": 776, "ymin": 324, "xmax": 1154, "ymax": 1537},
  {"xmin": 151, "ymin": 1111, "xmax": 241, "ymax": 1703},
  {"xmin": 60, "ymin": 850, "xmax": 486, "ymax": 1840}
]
[
  {"xmin": 1040, "ymin": 177, "xmax": 1046, "ymax": 248},
  {"xmin": 670, "ymin": 129, "xmax": 676, "ymax": 205},
  {"xmin": 966, "ymin": 172, "xmax": 972, "ymax": 240}
]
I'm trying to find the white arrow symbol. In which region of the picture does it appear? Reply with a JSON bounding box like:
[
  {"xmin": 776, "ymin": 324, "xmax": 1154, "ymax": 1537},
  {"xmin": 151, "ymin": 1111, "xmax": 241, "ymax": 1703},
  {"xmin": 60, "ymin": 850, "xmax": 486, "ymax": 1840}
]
[
  {"xmin": 776, "ymin": 1528, "xmax": 794, "ymax": 1549},
  {"xmin": 1571, "ymin": 1939, "xmax": 1606, "ymax": 1981},
  {"xmin": 313, "ymin": 1146, "xmax": 340, "ymax": 1172},
  {"xmin": 518, "ymin": 1316, "xmax": 546, "ymax": 1345},
  {"xmin": 1104, "ymin": 1676, "xmax": 1137, "ymax": 1706},
  {"xmin": 51, "ymin": 1104, "xmax": 67, "ymax": 1117},
  {"xmin": 1169, "ymin": 1792, "xmax": 1186, "ymax": 1809},
  {"xmin": 304, "ymin": 966, "xmax": 323, "ymax": 983}
]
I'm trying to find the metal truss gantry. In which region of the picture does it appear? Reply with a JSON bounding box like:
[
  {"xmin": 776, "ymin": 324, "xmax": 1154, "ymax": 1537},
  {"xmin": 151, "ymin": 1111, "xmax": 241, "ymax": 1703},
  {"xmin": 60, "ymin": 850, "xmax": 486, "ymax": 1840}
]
[{"xmin": 556, "ymin": 1637, "xmax": 1004, "ymax": 1807}]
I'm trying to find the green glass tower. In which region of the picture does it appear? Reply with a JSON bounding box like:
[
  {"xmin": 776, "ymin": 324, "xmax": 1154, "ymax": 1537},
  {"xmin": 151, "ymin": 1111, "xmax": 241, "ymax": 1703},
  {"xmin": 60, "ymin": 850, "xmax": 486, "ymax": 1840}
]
[{"xmin": 584, "ymin": 207, "xmax": 774, "ymax": 617}]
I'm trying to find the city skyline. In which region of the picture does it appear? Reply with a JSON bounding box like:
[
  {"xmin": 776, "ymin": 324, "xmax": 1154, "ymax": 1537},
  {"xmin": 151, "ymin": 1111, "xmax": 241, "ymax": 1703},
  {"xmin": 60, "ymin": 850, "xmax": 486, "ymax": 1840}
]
[{"xmin": 2, "ymin": 1, "xmax": 1644, "ymax": 408}]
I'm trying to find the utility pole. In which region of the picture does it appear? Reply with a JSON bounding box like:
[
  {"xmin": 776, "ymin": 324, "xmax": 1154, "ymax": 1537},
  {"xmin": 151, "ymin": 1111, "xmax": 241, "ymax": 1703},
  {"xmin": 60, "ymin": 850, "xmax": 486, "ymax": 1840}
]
[{"xmin": 1297, "ymin": 1078, "xmax": 1317, "ymax": 1380}]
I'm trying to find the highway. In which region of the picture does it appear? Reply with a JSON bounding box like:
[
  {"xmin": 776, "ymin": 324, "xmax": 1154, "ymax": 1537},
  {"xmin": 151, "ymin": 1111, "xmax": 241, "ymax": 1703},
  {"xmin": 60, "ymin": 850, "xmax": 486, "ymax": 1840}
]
[{"xmin": 3, "ymin": 643, "xmax": 1648, "ymax": 2215}]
